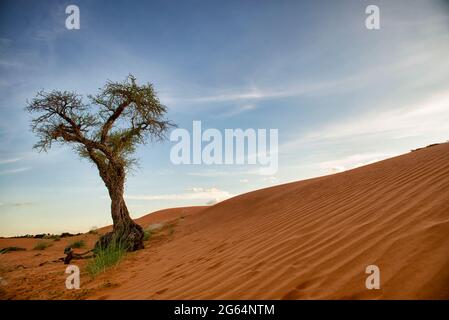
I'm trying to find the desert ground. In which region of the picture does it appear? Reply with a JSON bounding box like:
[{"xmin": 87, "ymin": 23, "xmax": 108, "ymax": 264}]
[{"xmin": 1, "ymin": 142, "xmax": 449, "ymax": 300}]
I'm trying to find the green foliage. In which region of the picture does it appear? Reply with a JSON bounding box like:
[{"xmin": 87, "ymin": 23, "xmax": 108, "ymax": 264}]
[
  {"xmin": 70, "ymin": 240, "xmax": 86, "ymax": 248},
  {"xmin": 26, "ymin": 75, "xmax": 174, "ymax": 173},
  {"xmin": 43, "ymin": 234, "xmax": 61, "ymax": 241},
  {"xmin": 143, "ymin": 230, "xmax": 152, "ymax": 241},
  {"xmin": 33, "ymin": 241, "xmax": 51, "ymax": 250},
  {"xmin": 0, "ymin": 246, "xmax": 26, "ymax": 254},
  {"xmin": 86, "ymin": 240, "xmax": 126, "ymax": 277}
]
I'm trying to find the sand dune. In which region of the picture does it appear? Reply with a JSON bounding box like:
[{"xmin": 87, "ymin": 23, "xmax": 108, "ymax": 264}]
[{"xmin": 1, "ymin": 143, "xmax": 449, "ymax": 299}]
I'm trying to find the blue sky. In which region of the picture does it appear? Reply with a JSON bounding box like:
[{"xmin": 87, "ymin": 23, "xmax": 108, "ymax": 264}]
[{"xmin": 1, "ymin": 0, "xmax": 449, "ymax": 236}]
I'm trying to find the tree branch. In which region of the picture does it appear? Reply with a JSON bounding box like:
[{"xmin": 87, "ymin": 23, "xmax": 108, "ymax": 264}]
[{"xmin": 100, "ymin": 100, "xmax": 129, "ymax": 143}]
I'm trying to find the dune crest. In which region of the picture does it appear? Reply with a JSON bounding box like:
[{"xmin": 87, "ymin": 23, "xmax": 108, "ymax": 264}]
[
  {"xmin": 2, "ymin": 143, "xmax": 449, "ymax": 299},
  {"xmin": 91, "ymin": 143, "xmax": 449, "ymax": 299}
]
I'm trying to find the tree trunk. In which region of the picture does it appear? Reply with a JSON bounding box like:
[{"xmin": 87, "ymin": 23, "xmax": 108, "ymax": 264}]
[{"xmin": 95, "ymin": 180, "xmax": 144, "ymax": 252}]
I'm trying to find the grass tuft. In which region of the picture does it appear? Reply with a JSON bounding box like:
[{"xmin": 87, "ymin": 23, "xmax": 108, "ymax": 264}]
[
  {"xmin": 33, "ymin": 241, "xmax": 51, "ymax": 250},
  {"xmin": 0, "ymin": 246, "xmax": 26, "ymax": 254},
  {"xmin": 143, "ymin": 230, "xmax": 152, "ymax": 241},
  {"xmin": 70, "ymin": 240, "xmax": 86, "ymax": 248},
  {"xmin": 86, "ymin": 240, "xmax": 126, "ymax": 277}
]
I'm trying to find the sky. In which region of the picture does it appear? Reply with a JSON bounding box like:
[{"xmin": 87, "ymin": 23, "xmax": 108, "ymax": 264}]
[{"xmin": 1, "ymin": 0, "xmax": 449, "ymax": 236}]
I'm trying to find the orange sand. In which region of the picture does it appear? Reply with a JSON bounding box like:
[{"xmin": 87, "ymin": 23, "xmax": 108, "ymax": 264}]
[{"xmin": 1, "ymin": 143, "xmax": 449, "ymax": 299}]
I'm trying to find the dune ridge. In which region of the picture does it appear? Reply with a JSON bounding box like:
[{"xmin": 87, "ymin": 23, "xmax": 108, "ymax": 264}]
[
  {"xmin": 90, "ymin": 142, "xmax": 449, "ymax": 299},
  {"xmin": 1, "ymin": 143, "xmax": 449, "ymax": 299}
]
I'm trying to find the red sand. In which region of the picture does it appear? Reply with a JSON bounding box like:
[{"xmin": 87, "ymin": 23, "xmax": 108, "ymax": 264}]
[{"xmin": 1, "ymin": 143, "xmax": 449, "ymax": 299}]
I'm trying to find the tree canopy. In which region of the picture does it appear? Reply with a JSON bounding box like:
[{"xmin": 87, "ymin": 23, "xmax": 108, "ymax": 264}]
[{"xmin": 26, "ymin": 75, "xmax": 173, "ymax": 181}]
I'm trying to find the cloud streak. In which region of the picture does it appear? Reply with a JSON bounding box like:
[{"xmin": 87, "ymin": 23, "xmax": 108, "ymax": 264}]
[
  {"xmin": 184, "ymin": 79, "xmax": 347, "ymax": 104},
  {"xmin": 0, "ymin": 158, "xmax": 21, "ymax": 165},
  {"xmin": 0, "ymin": 201, "xmax": 34, "ymax": 208},
  {"xmin": 319, "ymin": 153, "xmax": 396, "ymax": 174},
  {"xmin": 0, "ymin": 167, "xmax": 30, "ymax": 175},
  {"xmin": 281, "ymin": 90, "xmax": 449, "ymax": 151},
  {"xmin": 126, "ymin": 187, "xmax": 234, "ymax": 203}
]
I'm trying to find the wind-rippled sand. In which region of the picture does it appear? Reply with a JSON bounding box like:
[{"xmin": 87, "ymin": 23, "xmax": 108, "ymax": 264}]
[{"xmin": 1, "ymin": 143, "xmax": 449, "ymax": 299}]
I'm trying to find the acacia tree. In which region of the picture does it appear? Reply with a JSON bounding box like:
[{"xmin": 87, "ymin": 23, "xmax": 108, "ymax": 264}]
[{"xmin": 26, "ymin": 75, "xmax": 174, "ymax": 251}]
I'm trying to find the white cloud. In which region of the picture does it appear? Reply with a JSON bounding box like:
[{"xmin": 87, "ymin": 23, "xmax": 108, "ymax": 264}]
[
  {"xmin": 0, "ymin": 202, "xmax": 34, "ymax": 208},
  {"xmin": 179, "ymin": 37, "xmax": 449, "ymax": 108},
  {"xmin": 262, "ymin": 176, "xmax": 278, "ymax": 183},
  {"xmin": 206, "ymin": 199, "xmax": 219, "ymax": 205},
  {"xmin": 281, "ymin": 90, "xmax": 449, "ymax": 151},
  {"xmin": 0, "ymin": 59, "xmax": 23, "ymax": 68},
  {"xmin": 188, "ymin": 79, "xmax": 345, "ymax": 104},
  {"xmin": 0, "ymin": 158, "xmax": 21, "ymax": 165},
  {"xmin": 126, "ymin": 187, "xmax": 234, "ymax": 203},
  {"xmin": 187, "ymin": 170, "xmax": 230, "ymax": 177},
  {"xmin": 320, "ymin": 153, "xmax": 396, "ymax": 174},
  {"xmin": 0, "ymin": 167, "xmax": 30, "ymax": 175},
  {"xmin": 215, "ymin": 103, "xmax": 257, "ymax": 118},
  {"xmin": 188, "ymin": 169, "xmax": 260, "ymax": 177}
]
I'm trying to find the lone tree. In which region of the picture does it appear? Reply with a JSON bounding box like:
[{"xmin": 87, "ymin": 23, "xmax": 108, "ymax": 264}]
[{"xmin": 26, "ymin": 75, "xmax": 174, "ymax": 251}]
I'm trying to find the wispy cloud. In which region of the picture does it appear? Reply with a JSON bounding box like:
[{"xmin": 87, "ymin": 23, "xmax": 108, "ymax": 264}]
[
  {"xmin": 0, "ymin": 167, "xmax": 30, "ymax": 175},
  {"xmin": 187, "ymin": 79, "xmax": 344, "ymax": 104},
  {"xmin": 262, "ymin": 176, "xmax": 278, "ymax": 183},
  {"xmin": 0, "ymin": 158, "xmax": 21, "ymax": 165},
  {"xmin": 188, "ymin": 169, "xmax": 261, "ymax": 177},
  {"xmin": 0, "ymin": 59, "xmax": 24, "ymax": 68},
  {"xmin": 319, "ymin": 153, "xmax": 396, "ymax": 174},
  {"xmin": 29, "ymin": 2, "xmax": 68, "ymax": 41},
  {"xmin": 173, "ymin": 30, "xmax": 449, "ymax": 111},
  {"xmin": 281, "ymin": 90, "xmax": 449, "ymax": 151},
  {"xmin": 214, "ymin": 103, "xmax": 257, "ymax": 118},
  {"xmin": 126, "ymin": 187, "xmax": 234, "ymax": 203},
  {"xmin": 0, "ymin": 201, "xmax": 34, "ymax": 208}
]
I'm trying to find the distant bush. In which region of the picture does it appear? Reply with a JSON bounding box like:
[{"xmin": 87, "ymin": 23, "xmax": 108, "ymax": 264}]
[
  {"xmin": 70, "ymin": 240, "xmax": 86, "ymax": 248},
  {"xmin": 86, "ymin": 240, "xmax": 126, "ymax": 277},
  {"xmin": 43, "ymin": 234, "xmax": 61, "ymax": 241},
  {"xmin": 88, "ymin": 227, "xmax": 99, "ymax": 235},
  {"xmin": 33, "ymin": 241, "xmax": 51, "ymax": 250},
  {"xmin": 10, "ymin": 232, "xmax": 81, "ymax": 239},
  {"xmin": 0, "ymin": 246, "xmax": 26, "ymax": 254},
  {"xmin": 412, "ymin": 142, "xmax": 442, "ymax": 152},
  {"xmin": 60, "ymin": 232, "xmax": 82, "ymax": 238}
]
